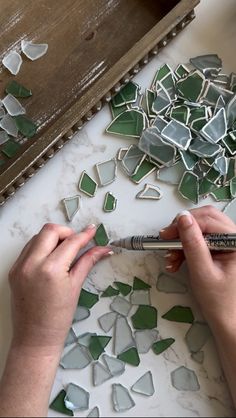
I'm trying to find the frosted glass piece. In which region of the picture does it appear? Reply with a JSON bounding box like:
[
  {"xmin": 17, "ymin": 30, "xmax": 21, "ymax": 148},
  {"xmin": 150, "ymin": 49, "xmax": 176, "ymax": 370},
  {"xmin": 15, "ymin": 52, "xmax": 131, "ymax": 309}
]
[
  {"xmin": 65, "ymin": 383, "xmax": 89, "ymax": 411},
  {"xmin": 171, "ymin": 366, "xmax": 200, "ymax": 391},
  {"xmin": 2, "ymin": 51, "xmax": 22, "ymax": 75},
  {"xmin": 0, "ymin": 108, "xmax": 6, "ymax": 118},
  {"xmin": 185, "ymin": 321, "xmax": 211, "ymax": 353},
  {"xmin": 110, "ymin": 296, "xmax": 131, "ymax": 316},
  {"xmin": 157, "ymin": 161, "xmax": 186, "ymax": 185},
  {"xmin": 114, "ymin": 316, "xmax": 135, "ymax": 355},
  {"xmin": 223, "ymin": 198, "xmax": 236, "ymax": 223},
  {"xmin": 98, "ymin": 312, "xmax": 117, "ymax": 332},
  {"xmin": 121, "ymin": 145, "xmax": 145, "ymax": 176},
  {"xmin": 161, "ymin": 119, "xmax": 192, "ymax": 150},
  {"xmin": 130, "ymin": 290, "xmax": 150, "ymax": 305},
  {"xmin": 200, "ymin": 108, "xmax": 227, "ymax": 143},
  {"xmin": 135, "ymin": 330, "xmax": 158, "ymax": 354},
  {"xmin": 60, "ymin": 344, "xmax": 91, "ymax": 369},
  {"xmin": 136, "ymin": 183, "xmax": 163, "ymax": 200},
  {"xmin": 0, "ymin": 131, "xmax": 9, "ymax": 145},
  {"xmin": 131, "ymin": 371, "xmax": 154, "ymax": 396},
  {"xmin": 95, "ymin": 158, "xmax": 117, "ymax": 186},
  {"xmin": 21, "ymin": 40, "xmax": 48, "ymax": 61},
  {"xmin": 2, "ymin": 94, "xmax": 26, "ymax": 116},
  {"xmin": 157, "ymin": 273, "xmax": 187, "ymax": 294},
  {"xmin": 87, "ymin": 407, "xmax": 100, "ymax": 417},
  {"xmin": 73, "ymin": 306, "xmax": 90, "ymax": 322},
  {"xmin": 112, "ymin": 384, "xmax": 135, "ymax": 412},
  {"xmin": 191, "ymin": 351, "xmax": 204, "ymax": 364},
  {"xmin": 102, "ymin": 354, "xmax": 125, "ymax": 376},
  {"xmin": 0, "ymin": 114, "xmax": 18, "ymax": 137},
  {"xmin": 65, "ymin": 328, "xmax": 77, "ymax": 346},
  {"xmin": 93, "ymin": 361, "xmax": 112, "ymax": 386},
  {"xmin": 62, "ymin": 195, "xmax": 81, "ymax": 221},
  {"xmin": 77, "ymin": 333, "xmax": 96, "ymax": 347}
]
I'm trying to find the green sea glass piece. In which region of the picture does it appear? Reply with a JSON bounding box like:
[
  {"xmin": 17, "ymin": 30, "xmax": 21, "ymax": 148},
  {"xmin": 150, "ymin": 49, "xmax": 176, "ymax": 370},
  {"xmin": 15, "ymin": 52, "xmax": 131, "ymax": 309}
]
[
  {"xmin": 152, "ymin": 338, "xmax": 175, "ymax": 354},
  {"xmin": 133, "ymin": 276, "xmax": 151, "ymax": 290},
  {"xmin": 175, "ymin": 63, "xmax": 190, "ymax": 79},
  {"xmin": 206, "ymin": 166, "xmax": 221, "ymax": 183},
  {"xmin": 152, "ymin": 85, "xmax": 171, "ymax": 114},
  {"xmin": 190, "ymin": 117, "xmax": 207, "ymax": 132},
  {"xmin": 78, "ymin": 289, "xmax": 99, "ymax": 308},
  {"xmin": 89, "ymin": 335, "xmax": 111, "ymax": 360},
  {"xmin": 131, "ymin": 305, "xmax": 157, "ymax": 329},
  {"xmin": 117, "ymin": 347, "xmax": 140, "ymax": 366},
  {"xmin": 94, "ymin": 223, "xmax": 109, "ymax": 246},
  {"xmin": 176, "ymin": 70, "xmax": 205, "ymax": 102},
  {"xmin": 2, "ymin": 139, "xmax": 21, "ymax": 158},
  {"xmin": 170, "ymin": 105, "xmax": 189, "ymax": 124},
  {"xmin": 160, "ymin": 73, "xmax": 176, "ymax": 101},
  {"xmin": 101, "ymin": 286, "xmax": 119, "ymax": 297},
  {"xmin": 152, "ymin": 63, "xmax": 172, "ymax": 88},
  {"xmin": 103, "ymin": 192, "xmax": 117, "ymax": 212},
  {"xmin": 146, "ymin": 89, "xmax": 156, "ymax": 117},
  {"xmin": 5, "ymin": 80, "xmax": 32, "ymax": 98},
  {"xmin": 178, "ymin": 171, "xmax": 199, "ymax": 204},
  {"xmin": 112, "ymin": 81, "xmax": 139, "ymax": 107},
  {"xmin": 211, "ymin": 185, "xmax": 231, "ymax": 201},
  {"xmin": 179, "ymin": 149, "xmax": 198, "ymax": 170},
  {"xmin": 50, "ymin": 390, "xmax": 73, "ymax": 416},
  {"xmin": 114, "ymin": 281, "xmax": 132, "ymax": 296},
  {"xmin": 130, "ymin": 159, "xmax": 156, "ymax": 183},
  {"xmin": 110, "ymin": 100, "xmax": 128, "ymax": 118},
  {"xmin": 162, "ymin": 306, "xmax": 194, "ymax": 324},
  {"xmin": 106, "ymin": 109, "xmax": 145, "ymax": 138},
  {"xmin": 199, "ymin": 178, "xmax": 217, "ymax": 196},
  {"xmin": 222, "ymin": 134, "xmax": 236, "ymax": 155},
  {"xmin": 79, "ymin": 171, "xmax": 97, "ymax": 197},
  {"xmin": 14, "ymin": 115, "xmax": 37, "ymax": 138},
  {"xmin": 189, "ymin": 106, "xmax": 207, "ymax": 123}
]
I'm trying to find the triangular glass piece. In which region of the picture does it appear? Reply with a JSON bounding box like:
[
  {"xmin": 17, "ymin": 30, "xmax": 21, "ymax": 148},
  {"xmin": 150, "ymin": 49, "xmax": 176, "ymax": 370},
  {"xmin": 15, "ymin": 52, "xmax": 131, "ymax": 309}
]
[
  {"xmin": 162, "ymin": 305, "xmax": 194, "ymax": 324},
  {"xmin": 50, "ymin": 390, "xmax": 73, "ymax": 416},
  {"xmin": 135, "ymin": 330, "xmax": 158, "ymax": 354},
  {"xmin": 2, "ymin": 51, "xmax": 22, "ymax": 75},
  {"xmin": 94, "ymin": 223, "xmax": 109, "ymax": 246},
  {"xmin": 65, "ymin": 383, "xmax": 89, "ymax": 412},
  {"xmin": 14, "ymin": 115, "xmax": 37, "ymax": 138},
  {"xmin": 77, "ymin": 332, "xmax": 96, "ymax": 347},
  {"xmin": 191, "ymin": 351, "xmax": 204, "ymax": 364},
  {"xmin": 60, "ymin": 344, "xmax": 91, "ymax": 369},
  {"xmin": 21, "ymin": 40, "xmax": 48, "ymax": 60},
  {"xmin": 5, "ymin": 80, "xmax": 32, "ymax": 98},
  {"xmin": 101, "ymin": 285, "xmax": 119, "ymax": 297},
  {"xmin": 133, "ymin": 276, "xmax": 151, "ymax": 290},
  {"xmin": 110, "ymin": 296, "xmax": 131, "ymax": 316},
  {"xmin": 73, "ymin": 306, "xmax": 90, "ymax": 322},
  {"xmin": 87, "ymin": 406, "xmax": 100, "ymax": 417},
  {"xmin": 130, "ymin": 290, "xmax": 150, "ymax": 305},
  {"xmin": 121, "ymin": 145, "xmax": 145, "ymax": 176},
  {"xmin": 112, "ymin": 384, "xmax": 135, "ymax": 412},
  {"xmin": 96, "ymin": 158, "xmax": 117, "ymax": 186},
  {"xmin": 152, "ymin": 338, "xmax": 175, "ymax": 354},
  {"xmin": 114, "ymin": 281, "xmax": 132, "ymax": 296},
  {"xmin": 98, "ymin": 312, "xmax": 117, "ymax": 332},
  {"xmin": 161, "ymin": 119, "xmax": 192, "ymax": 150},
  {"xmin": 102, "ymin": 354, "xmax": 125, "ymax": 376},
  {"xmin": 190, "ymin": 54, "xmax": 222, "ymax": 77},
  {"xmin": 200, "ymin": 108, "xmax": 227, "ymax": 143},
  {"xmin": 171, "ymin": 366, "xmax": 200, "ymax": 391},
  {"xmin": 93, "ymin": 361, "xmax": 112, "ymax": 386},
  {"xmin": 118, "ymin": 347, "xmax": 140, "ymax": 366},
  {"xmin": 114, "ymin": 316, "xmax": 135, "ymax": 355},
  {"xmin": 185, "ymin": 321, "xmax": 211, "ymax": 353},
  {"xmin": 157, "ymin": 273, "xmax": 187, "ymax": 294},
  {"xmin": 65, "ymin": 328, "xmax": 77, "ymax": 346},
  {"xmin": 78, "ymin": 289, "xmax": 99, "ymax": 308},
  {"xmin": 2, "ymin": 94, "xmax": 26, "ymax": 116},
  {"xmin": 136, "ymin": 183, "xmax": 163, "ymax": 200},
  {"xmin": 131, "ymin": 371, "xmax": 154, "ymax": 396},
  {"xmin": 62, "ymin": 195, "xmax": 81, "ymax": 221}
]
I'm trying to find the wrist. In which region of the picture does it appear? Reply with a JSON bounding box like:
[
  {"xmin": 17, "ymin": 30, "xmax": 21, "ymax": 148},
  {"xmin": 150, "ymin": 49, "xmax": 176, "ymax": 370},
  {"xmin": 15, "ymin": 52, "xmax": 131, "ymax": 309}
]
[{"xmin": 10, "ymin": 337, "xmax": 63, "ymax": 360}]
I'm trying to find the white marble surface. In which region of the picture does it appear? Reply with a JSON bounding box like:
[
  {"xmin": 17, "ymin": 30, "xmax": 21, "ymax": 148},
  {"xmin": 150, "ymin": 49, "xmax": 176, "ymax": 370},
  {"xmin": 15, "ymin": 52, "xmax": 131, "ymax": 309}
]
[{"xmin": 1, "ymin": 0, "xmax": 236, "ymax": 416}]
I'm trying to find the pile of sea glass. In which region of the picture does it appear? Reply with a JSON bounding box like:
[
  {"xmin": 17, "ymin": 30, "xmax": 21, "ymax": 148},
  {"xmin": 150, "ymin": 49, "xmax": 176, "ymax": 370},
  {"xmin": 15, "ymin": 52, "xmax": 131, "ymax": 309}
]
[{"xmin": 51, "ymin": 276, "xmax": 209, "ymax": 415}]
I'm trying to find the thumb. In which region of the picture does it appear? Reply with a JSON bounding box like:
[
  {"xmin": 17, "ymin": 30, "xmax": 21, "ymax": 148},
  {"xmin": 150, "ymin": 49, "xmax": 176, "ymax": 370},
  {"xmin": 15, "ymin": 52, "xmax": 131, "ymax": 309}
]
[{"xmin": 177, "ymin": 210, "xmax": 214, "ymax": 278}]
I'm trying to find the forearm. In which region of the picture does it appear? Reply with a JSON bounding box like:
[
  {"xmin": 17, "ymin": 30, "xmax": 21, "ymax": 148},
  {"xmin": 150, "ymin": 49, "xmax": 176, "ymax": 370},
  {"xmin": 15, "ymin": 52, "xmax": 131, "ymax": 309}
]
[{"xmin": 0, "ymin": 344, "xmax": 61, "ymax": 417}]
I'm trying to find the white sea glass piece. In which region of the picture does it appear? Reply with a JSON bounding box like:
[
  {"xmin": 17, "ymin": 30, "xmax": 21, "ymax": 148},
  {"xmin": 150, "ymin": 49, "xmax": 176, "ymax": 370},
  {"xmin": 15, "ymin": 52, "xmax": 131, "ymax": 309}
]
[
  {"xmin": 0, "ymin": 114, "xmax": 18, "ymax": 137},
  {"xmin": 136, "ymin": 183, "xmax": 163, "ymax": 200},
  {"xmin": 191, "ymin": 351, "xmax": 204, "ymax": 364},
  {"xmin": 121, "ymin": 145, "xmax": 145, "ymax": 176},
  {"xmin": 152, "ymin": 84, "xmax": 171, "ymax": 114},
  {"xmin": 21, "ymin": 40, "xmax": 48, "ymax": 61},
  {"xmin": 117, "ymin": 147, "xmax": 128, "ymax": 160},
  {"xmin": 200, "ymin": 108, "xmax": 227, "ymax": 143},
  {"xmin": 213, "ymin": 156, "xmax": 229, "ymax": 175},
  {"xmin": 102, "ymin": 354, "xmax": 125, "ymax": 376},
  {"xmin": 110, "ymin": 296, "xmax": 131, "ymax": 316},
  {"xmin": 223, "ymin": 198, "xmax": 236, "ymax": 223},
  {"xmin": 95, "ymin": 158, "xmax": 117, "ymax": 186},
  {"xmin": 62, "ymin": 195, "xmax": 81, "ymax": 221},
  {"xmin": 185, "ymin": 321, "xmax": 211, "ymax": 353},
  {"xmin": 0, "ymin": 108, "xmax": 6, "ymax": 118},
  {"xmin": 98, "ymin": 312, "xmax": 117, "ymax": 332},
  {"xmin": 65, "ymin": 328, "xmax": 77, "ymax": 346},
  {"xmin": 73, "ymin": 306, "xmax": 90, "ymax": 322},
  {"xmin": 77, "ymin": 333, "xmax": 96, "ymax": 347},
  {"xmin": 135, "ymin": 330, "xmax": 158, "ymax": 354},
  {"xmin": 93, "ymin": 361, "xmax": 112, "ymax": 386},
  {"xmin": 2, "ymin": 51, "xmax": 22, "ymax": 75},
  {"xmin": 130, "ymin": 290, "xmax": 150, "ymax": 305},
  {"xmin": 161, "ymin": 119, "xmax": 192, "ymax": 150},
  {"xmin": 189, "ymin": 137, "xmax": 221, "ymax": 157},
  {"xmin": 0, "ymin": 131, "xmax": 9, "ymax": 145},
  {"xmin": 2, "ymin": 94, "xmax": 26, "ymax": 116},
  {"xmin": 157, "ymin": 273, "xmax": 187, "ymax": 294},
  {"xmin": 131, "ymin": 371, "xmax": 154, "ymax": 396},
  {"xmin": 153, "ymin": 115, "xmax": 168, "ymax": 132},
  {"xmin": 171, "ymin": 366, "xmax": 200, "ymax": 391},
  {"xmin": 114, "ymin": 316, "xmax": 135, "ymax": 355},
  {"xmin": 112, "ymin": 384, "xmax": 135, "ymax": 412},
  {"xmin": 139, "ymin": 126, "xmax": 176, "ymax": 166},
  {"xmin": 60, "ymin": 344, "xmax": 91, "ymax": 369},
  {"xmin": 87, "ymin": 407, "xmax": 100, "ymax": 417},
  {"xmin": 157, "ymin": 161, "xmax": 186, "ymax": 185},
  {"xmin": 65, "ymin": 383, "xmax": 89, "ymax": 411}
]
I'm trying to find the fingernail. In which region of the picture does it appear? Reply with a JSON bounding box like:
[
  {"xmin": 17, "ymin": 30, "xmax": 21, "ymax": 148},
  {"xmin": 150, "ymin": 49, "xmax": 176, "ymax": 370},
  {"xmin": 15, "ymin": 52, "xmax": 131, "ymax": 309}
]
[
  {"xmin": 166, "ymin": 264, "xmax": 173, "ymax": 270},
  {"xmin": 177, "ymin": 210, "xmax": 193, "ymax": 227},
  {"xmin": 164, "ymin": 251, "xmax": 172, "ymax": 258},
  {"xmin": 160, "ymin": 228, "xmax": 166, "ymax": 233},
  {"xmin": 86, "ymin": 223, "xmax": 96, "ymax": 230},
  {"xmin": 106, "ymin": 250, "xmax": 114, "ymax": 256}
]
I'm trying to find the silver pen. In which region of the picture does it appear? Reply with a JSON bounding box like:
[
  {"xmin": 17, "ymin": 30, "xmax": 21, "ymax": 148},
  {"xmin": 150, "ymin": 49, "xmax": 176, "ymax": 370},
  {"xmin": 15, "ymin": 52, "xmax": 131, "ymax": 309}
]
[{"xmin": 111, "ymin": 234, "xmax": 236, "ymax": 251}]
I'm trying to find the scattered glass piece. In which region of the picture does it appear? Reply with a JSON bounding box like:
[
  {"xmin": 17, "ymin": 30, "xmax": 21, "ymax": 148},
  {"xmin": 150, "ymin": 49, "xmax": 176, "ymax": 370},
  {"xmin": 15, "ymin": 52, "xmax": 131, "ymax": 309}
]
[
  {"xmin": 98, "ymin": 312, "xmax": 117, "ymax": 333},
  {"xmin": 0, "ymin": 131, "xmax": 9, "ymax": 145},
  {"xmin": 170, "ymin": 105, "xmax": 190, "ymax": 124},
  {"xmin": 176, "ymin": 70, "xmax": 205, "ymax": 102},
  {"xmin": 157, "ymin": 272, "xmax": 187, "ymax": 293},
  {"xmin": 152, "ymin": 84, "xmax": 171, "ymax": 114},
  {"xmin": 146, "ymin": 89, "xmax": 156, "ymax": 118},
  {"xmin": 136, "ymin": 183, "xmax": 163, "ymax": 200},
  {"xmin": 93, "ymin": 361, "xmax": 112, "ymax": 386},
  {"xmin": 175, "ymin": 63, "xmax": 191, "ymax": 79},
  {"xmin": 73, "ymin": 306, "xmax": 90, "ymax": 322},
  {"xmin": 112, "ymin": 81, "xmax": 139, "ymax": 107},
  {"xmin": 135, "ymin": 330, "xmax": 158, "ymax": 354},
  {"xmin": 152, "ymin": 63, "xmax": 173, "ymax": 88},
  {"xmin": 114, "ymin": 281, "xmax": 132, "ymax": 296},
  {"xmin": 14, "ymin": 115, "xmax": 37, "ymax": 138},
  {"xmin": 110, "ymin": 100, "xmax": 128, "ymax": 118},
  {"xmin": 94, "ymin": 223, "xmax": 109, "ymax": 246},
  {"xmin": 131, "ymin": 305, "xmax": 157, "ymax": 329},
  {"xmin": 214, "ymin": 95, "xmax": 225, "ymax": 116},
  {"xmin": 211, "ymin": 185, "xmax": 231, "ymax": 201},
  {"xmin": 200, "ymin": 108, "xmax": 226, "ymax": 143},
  {"xmin": 230, "ymin": 177, "xmax": 236, "ymax": 197},
  {"xmin": 96, "ymin": 158, "xmax": 117, "ymax": 186},
  {"xmin": 106, "ymin": 109, "xmax": 145, "ymax": 138},
  {"xmin": 139, "ymin": 126, "xmax": 176, "ymax": 166},
  {"xmin": 203, "ymin": 82, "xmax": 233, "ymax": 106},
  {"xmin": 160, "ymin": 72, "xmax": 176, "ymax": 101},
  {"xmin": 190, "ymin": 54, "xmax": 222, "ymax": 77},
  {"xmin": 2, "ymin": 139, "xmax": 21, "ymax": 158},
  {"xmin": 130, "ymin": 159, "xmax": 156, "ymax": 184},
  {"xmin": 103, "ymin": 192, "xmax": 117, "ymax": 212},
  {"xmin": 117, "ymin": 147, "xmax": 128, "ymax": 160},
  {"xmin": 131, "ymin": 371, "xmax": 154, "ymax": 396},
  {"xmin": 101, "ymin": 285, "xmax": 119, "ymax": 297},
  {"xmin": 2, "ymin": 94, "xmax": 26, "ymax": 118},
  {"xmin": 213, "ymin": 156, "xmax": 228, "ymax": 175},
  {"xmin": 112, "ymin": 384, "xmax": 135, "ymax": 412},
  {"xmin": 65, "ymin": 328, "xmax": 77, "ymax": 346},
  {"xmin": 189, "ymin": 106, "xmax": 207, "ymax": 123},
  {"xmin": 226, "ymin": 158, "xmax": 236, "ymax": 182},
  {"xmin": 110, "ymin": 295, "xmax": 131, "ymax": 316},
  {"xmin": 117, "ymin": 347, "xmax": 140, "ymax": 366},
  {"xmin": 130, "ymin": 290, "xmax": 150, "ymax": 305},
  {"xmin": 114, "ymin": 316, "xmax": 135, "ymax": 355},
  {"xmin": 179, "ymin": 149, "xmax": 198, "ymax": 170},
  {"xmin": 50, "ymin": 390, "xmax": 73, "ymax": 416},
  {"xmin": 189, "ymin": 137, "xmax": 221, "ymax": 158},
  {"xmin": 157, "ymin": 161, "xmax": 186, "ymax": 185},
  {"xmin": 161, "ymin": 119, "xmax": 192, "ymax": 150},
  {"xmin": 185, "ymin": 321, "xmax": 211, "ymax": 353},
  {"xmin": 222, "ymin": 134, "xmax": 236, "ymax": 156},
  {"xmin": 78, "ymin": 289, "xmax": 99, "ymax": 309},
  {"xmin": 2, "ymin": 51, "xmax": 22, "ymax": 75},
  {"xmin": 60, "ymin": 344, "xmax": 91, "ymax": 369},
  {"xmin": 89, "ymin": 335, "xmax": 111, "ymax": 360},
  {"xmin": 62, "ymin": 195, "xmax": 80, "ymax": 221},
  {"xmin": 0, "ymin": 114, "xmax": 18, "ymax": 137},
  {"xmin": 21, "ymin": 40, "xmax": 48, "ymax": 61},
  {"xmin": 0, "ymin": 107, "xmax": 6, "ymax": 118},
  {"xmin": 133, "ymin": 276, "xmax": 151, "ymax": 290},
  {"xmin": 102, "ymin": 354, "xmax": 125, "ymax": 376},
  {"xmin": 223, "ymin": 198, "xmax": 236, "ymax": 222},
  {"xmin": 79, "ymin": 171, "xmax": 98, "ymax": 197},
  {"xmin": 121, "ymin": 145, "xmax": 145, "ymax": 176},
  {"xmin": 171, "ymin": 366, "xmax": 200, "ymax": 391},
  {"xmin": 226, "ymin": 94, "xmax": 236, "ymax": 128},
  {"xmin": 64, "ymin": 383, "xmax": 89, "ymax": 412},
  {"xmin": 162, "ymin": 306, "xmax": 194, "ymax": 324},
  {"xmin": 199, "ymin": 177, "xmax": 218, "ymax": 196},
  {"xmin": 77, "ymin": 333, "xmax": 96, "ymax": 347},
  {"xmin": 152, "ymin": 338, "xmax": 175, "ymax": 354},
  {"xmin": 87, "ymin": 407, "xmax": 100, "ymax": 417},
  {"xmin": 5, "ymin": 80, "xmax": 32, "ymax": 98},
  {"xmin": 178, "ymin": 171, "xmax": 199, "ymax": 204},
  {"xmin": 191, "ymin": 351, "xmax": 204, "ymax": 364}
]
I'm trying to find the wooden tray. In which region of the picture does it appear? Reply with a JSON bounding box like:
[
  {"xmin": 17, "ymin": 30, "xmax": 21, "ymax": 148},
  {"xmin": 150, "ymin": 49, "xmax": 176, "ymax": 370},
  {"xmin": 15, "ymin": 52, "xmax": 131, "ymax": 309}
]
[{"xmin": 0, "ymin": 0, "xmax": 200, "ymax": 205}]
